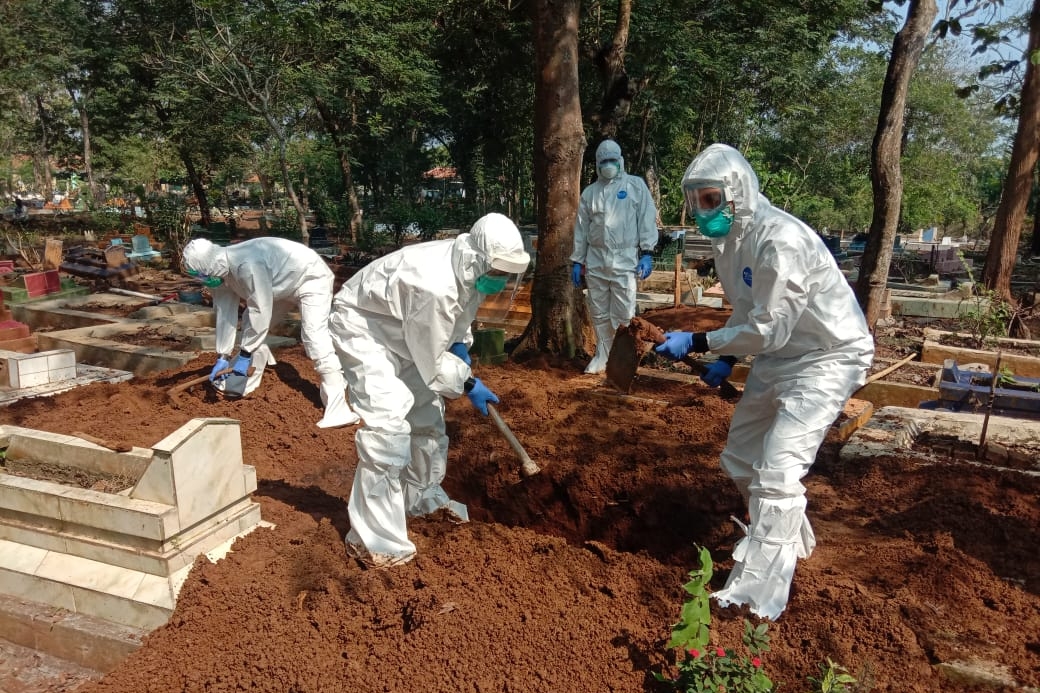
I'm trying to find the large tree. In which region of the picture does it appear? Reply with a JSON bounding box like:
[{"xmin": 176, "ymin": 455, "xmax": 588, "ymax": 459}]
[
  {"xmin": 981, "ymin": 0, "xmax": 1040, "ymax": 308},
  {"xmin": 515, "ymin": 0, "xmax": 588, "ymax": 358},
  {"xmin": 855, "ymin": 0, "xmax": 938, "ymax": 329}
]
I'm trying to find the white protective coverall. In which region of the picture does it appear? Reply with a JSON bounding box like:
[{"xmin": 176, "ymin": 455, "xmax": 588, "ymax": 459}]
[
  {"xmin": 181, "ymin": 237, "xmax": 359, "ymax": 429},
  {"xmin": 684, "ymin": 144, "xmax": 874, "ymax": 619},
  {"xmin": 571, "ymin": 139, "xmax": 659, "ymax": 373},
  {"xmin": 328, "ymin": 213, "xmax": 530, "ymax": 567}
]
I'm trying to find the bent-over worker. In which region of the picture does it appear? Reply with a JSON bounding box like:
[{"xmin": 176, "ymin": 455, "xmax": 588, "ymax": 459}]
[
  {"xmin": 654, "ymin": 143, "xmax": 874, "ymax": 619},
  {"xmin": 181, "ymin": 236, "xmax": 359, "ymax": 429},
  {"xmin": 328, "ymin": 212, "xmax": 531, "ymax": 567}
]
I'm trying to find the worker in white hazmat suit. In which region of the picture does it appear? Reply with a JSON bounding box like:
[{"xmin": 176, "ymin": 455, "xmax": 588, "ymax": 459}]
[
  {"xmin": 571, "ymin": 139, "xmax": 659, "ymax": 374},
  {"xmin": 328, "ymin": 213, "xmax": 531, "ymax": 568},
  {"xmin": 181, "ymin": 237, "xmax": 359, "ymax": 429},
  {"xmin": 654, "ymin": 143, "xmax": 874, "ymax": 619}
]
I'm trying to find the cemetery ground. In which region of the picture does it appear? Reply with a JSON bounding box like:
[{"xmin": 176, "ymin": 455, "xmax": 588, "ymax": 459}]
[{"xmin": 1, "ymin": 301, "xmax": 1039, "ymax": 693}]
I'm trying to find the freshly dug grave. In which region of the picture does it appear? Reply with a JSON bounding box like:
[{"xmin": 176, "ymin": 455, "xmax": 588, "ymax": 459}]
[{"xmin": 2, "ymin": 306, "xmax": 1038, "ymax": 693}]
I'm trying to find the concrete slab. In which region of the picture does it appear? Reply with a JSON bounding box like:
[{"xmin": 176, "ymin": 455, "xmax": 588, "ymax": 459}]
[
  {"xmin": 0, "ymin": 363, "xmax": 133, "ymax": 407},
  {"xmin": 0, "ymin": 418, "xmax": 265, "ymax": 631},
  {"xmin": 841, "ymin": 406, "xmax": 1040, "ymax": 473}
]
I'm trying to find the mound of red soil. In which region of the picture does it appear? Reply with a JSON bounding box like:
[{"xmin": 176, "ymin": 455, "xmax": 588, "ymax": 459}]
[{"xmin": 3, "ymin": 305, "xmax": 1038, "ymax": 692}]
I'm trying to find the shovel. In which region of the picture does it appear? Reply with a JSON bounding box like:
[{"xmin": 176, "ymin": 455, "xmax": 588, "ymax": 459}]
[
  {"xmin": 487, "ymin": 403, "xmax": 541, "ymax": 478},
  {"xmin": 605, "ymin": 316, "xmax": 740, "ymax": 399},
  {"xmin": 166, "ymin": 366, "xmax": 255, "ymax": 407}
]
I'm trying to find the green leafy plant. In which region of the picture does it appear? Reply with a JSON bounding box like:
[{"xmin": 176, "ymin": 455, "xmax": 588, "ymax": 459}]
[
  {"xmin": 958, "ymin": 286, "xmax": 1014, "ymax": 349},
  {"xmin": 655, "ymin": 546, "xmax": 774, "ymax": 693},
  {"xmin": 955, "ymin": 252, "xmax": 1017, "ymax": 349},
  {"xmin": 996, "ymin": 365, "xmax": 1040, "ymax": 391},
  {"xmin": 656, "ymin": 548, "xmax": 863, "ymax": 693},
  {"xmin": 807, "ymin": 658, "xmax": 858, "ymax": 693}
]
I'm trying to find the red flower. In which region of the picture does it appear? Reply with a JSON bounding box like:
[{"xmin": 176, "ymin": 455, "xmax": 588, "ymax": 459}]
[
  {"xmin": 716, "ymin": 647, "xmax": 726, "ymax": 658},
  {"xmin": 687, "ymin": 648, "xmax": 701, "ymax": 658},
  {"xmin": 751, "ymin": 656, "xmax": 762, "ymax": 667}
]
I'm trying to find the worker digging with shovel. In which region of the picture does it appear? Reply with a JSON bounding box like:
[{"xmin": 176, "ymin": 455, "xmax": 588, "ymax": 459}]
[{"xmin": 653, "ymin": 144, "xmax": 874, "ymax": 620}]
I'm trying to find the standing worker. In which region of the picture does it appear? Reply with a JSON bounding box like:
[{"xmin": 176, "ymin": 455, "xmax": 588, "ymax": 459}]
[
  {"xmin": 654, "ymin": 143, "xmax": 874, "ymax": 619},
  {"xmin": 571, "ymin": 139, "xmax": 659, "ymax": 374},
  {"xmin": 328, "ymin": 213, "xmax": 530, "ymax": 568},
  {"xmin": 181, "ymin": 236, "xmax": 359, "ymax": 429}
]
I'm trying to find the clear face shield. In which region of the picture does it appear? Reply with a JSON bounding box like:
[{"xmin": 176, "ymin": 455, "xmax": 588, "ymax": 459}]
[
  {"xmin": 684, "ymin": 180, "xmax": 735, "ymax": 238},
  {"xmin": 684, "ymin": 181, "xmax": 729, "ymax": 215}
]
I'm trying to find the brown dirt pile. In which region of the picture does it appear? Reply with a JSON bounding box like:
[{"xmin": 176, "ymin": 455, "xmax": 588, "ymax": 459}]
[{"xmin": 1, "ymin": 305, "xmax": 1038, "ymax": 692}]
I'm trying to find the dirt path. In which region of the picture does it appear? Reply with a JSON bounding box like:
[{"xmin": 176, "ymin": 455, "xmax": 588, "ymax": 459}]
[{"xmin": 2, "ymin": 306, "xmax": 1038, "ymax": 692}]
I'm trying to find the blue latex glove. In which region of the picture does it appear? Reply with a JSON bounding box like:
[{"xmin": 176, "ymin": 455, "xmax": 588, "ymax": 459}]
[
  {"xmin": 637, "ymin": 254, "xmax": 653, "ymax": 280},
  {"xmin": 209, "ymin": 356, "xmax": 231, "ymax": 382},
  {"xmin": 449, "ymin": 342, "xmax": 472, "ymax": 366},
  {"xmin": 466, "ymin": 378, "xmax": 499, "ymax": 416},
  {"xmin": 232, "ymin": 352, "xmax": 252, "ymax": 376},
  {"xmin": 654, "ymin": 332, "xmax": 695, "ymax": 361},
  {"xmin": 701, "ymin": 360, "xmax": 733, "ymax": 387},
  {"xmin": 571, "ymin": 262, "xmax": 583, "ymax": 288}
]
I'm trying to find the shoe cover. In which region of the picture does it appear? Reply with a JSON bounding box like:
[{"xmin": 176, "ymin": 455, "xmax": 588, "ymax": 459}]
[
  {"xmin": 345, "ymin": 536, "xmax": 415, "ymax": 569},
  {"xmin": 584, "ymin": 322, "xmax": 615, "ymax": 374},
  {"xmin": 316, "ymin": 370, "xmax": 360, "ymax": 428},
  {"xmin": 445, "ymin": 499, "xmax": 469, "ymax": 523},
  {"xmin": 711, "ymin": 496, "xmax": 811, "ymax": 620}
]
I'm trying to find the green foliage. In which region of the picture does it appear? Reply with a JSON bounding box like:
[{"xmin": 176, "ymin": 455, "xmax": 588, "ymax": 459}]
[
  {"xmin": 88, "ymin": 210, "xmax": 130, "ymax": 234},
  {"xmin": 807, "ymin": 658, "xmax": 858, "ymax": 693},
  {"xmin": 372, "ymin": 199, "xmax": 447, "ymax": 247},
  {"xmin": 410, "ymin": 204, "xmax": 446, "ymax": 242},
  {"xmin": 957, "ymin": 288, "xmax": 1014, "ymax": 350},
  {"xmin": 655, "ymin": 547, "xmax": 774, "ymax": 693},
  {"xmin": 656, "ymin": 547, "xmax": 863, "ymax": 693},
  {"xmin": 666, "ymin": 546, "xmax": 714, "ymax": 651},
  {"xmin": 956, "ymin": 255, "xmax": 1016, "ymax": 349},
  {"xmin": 355, "ymin": 219, "xmax": 395, "ymax": 255},
  {"xmin": 267, "ymin": 203, "xmax": 301, "ymax": 242}
]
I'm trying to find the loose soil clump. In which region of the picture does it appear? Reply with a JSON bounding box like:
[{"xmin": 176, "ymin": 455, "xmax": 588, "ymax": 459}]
[{"xmin": 1, "ymin": 306, "xmax": 1038, "ymax": 693}]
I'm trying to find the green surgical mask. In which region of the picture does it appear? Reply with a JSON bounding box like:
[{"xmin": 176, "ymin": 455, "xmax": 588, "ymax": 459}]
[
  {"xmin": 694, "ymin": 206, "xmax": 735, "ymax": 238},
  {"xmin": 187, "ymin": 269, "xmax": 223, "ymax": 288},
  {"xmin": 475, "ymin": 273, "xmax": 508, "ymax": 294}
]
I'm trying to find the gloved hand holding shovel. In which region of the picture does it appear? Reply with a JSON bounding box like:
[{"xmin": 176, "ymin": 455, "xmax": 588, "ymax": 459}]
[{"xmin": 605, "ymin": 316, "xmax": 740, "ymax": 399}]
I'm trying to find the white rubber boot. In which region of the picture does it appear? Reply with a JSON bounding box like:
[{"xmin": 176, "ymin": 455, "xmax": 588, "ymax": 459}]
[
  {"xmin": 316, "ymin": 369, "xmax": 360, "ymax": 429},
  {"xmin": 584, "ymin": 322, "xmax": 615, "ymax": 374}
]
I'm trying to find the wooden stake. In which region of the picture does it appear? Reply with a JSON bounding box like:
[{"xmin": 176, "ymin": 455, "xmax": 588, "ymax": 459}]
[
  {"xmin": 673, "ymin": 252, "xmax": 682, "ymax": 308},
  {"xmin": 977, "ymin": 351, "xmax": 1002, "ymax": 459}
]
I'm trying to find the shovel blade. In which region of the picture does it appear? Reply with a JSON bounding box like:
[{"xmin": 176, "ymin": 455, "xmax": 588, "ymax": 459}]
[
  {"xmin": 604, "ymin": 327, "xmax": 640, "ymax": 394},
  {"xmin": 221, "ymin": 373, "xmax": 250, "ymax": 399}
]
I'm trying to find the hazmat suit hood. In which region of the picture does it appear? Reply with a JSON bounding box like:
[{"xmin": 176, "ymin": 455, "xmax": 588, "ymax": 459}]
[
  {"xmin": 451, "ymin": 213, "xmax": 529, "ymax": 291},
  {"xmin": 182, "ymin": 238, "xmax": 230, "ymax": 277},
  {"xmin": 681, "ymin": 143, "xmax": 761, "ymax": 238},
  {"xmin": 595, "ymin": 139, "xmax": 626, "ymax": 178}
]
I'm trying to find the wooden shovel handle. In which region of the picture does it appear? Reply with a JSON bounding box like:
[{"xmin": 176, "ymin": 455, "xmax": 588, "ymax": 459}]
[{"xmin": 487, "ymin": 403, "xmax": 541, "ymax": 477}]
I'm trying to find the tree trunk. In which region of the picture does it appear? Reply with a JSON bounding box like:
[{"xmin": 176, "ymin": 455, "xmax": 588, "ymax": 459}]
[
  {"xmin": 267, "ymin": 115, "xmax": 309, "ymax": 245},
  {"xmin": 854, "ymin": 0, "xmax": 937, "ymax": 330},
  {"xmin": 66, "ymin": 85, "xmax": 101, "ymax": 206},
  {"xmin": 33, "ymin": 94, "xmax": 53, "ymax": 199},
  {"xmin": 1030, "ymin": 160, "xmax": 1040, "ymax": 258},
  {"xmin": 514, "ymin": 0, "xmax": 587, "ymax": 358},
  {"xmin": 982, "ymin": 0, "xmax": 1040, "ymax": 302},
  {"xmin": 181, "ymin": 148, "xmax": 212, "ymax": 228},
  {"xmin": 594, "ymin": 0, "xmax": 635, "ymax": 140},
  {"xmin": 314, "ymin": 97, "xmax": 363, "ymax": 244}
]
